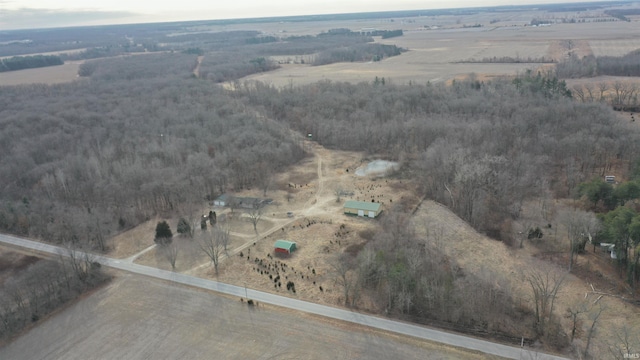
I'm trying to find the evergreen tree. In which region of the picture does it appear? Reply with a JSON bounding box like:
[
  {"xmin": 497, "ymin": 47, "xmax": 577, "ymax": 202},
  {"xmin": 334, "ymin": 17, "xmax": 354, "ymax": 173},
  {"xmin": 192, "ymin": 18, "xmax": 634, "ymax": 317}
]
[{"xmin": 155, "ymin": 221, "xmax": 173, "ymax": 245}]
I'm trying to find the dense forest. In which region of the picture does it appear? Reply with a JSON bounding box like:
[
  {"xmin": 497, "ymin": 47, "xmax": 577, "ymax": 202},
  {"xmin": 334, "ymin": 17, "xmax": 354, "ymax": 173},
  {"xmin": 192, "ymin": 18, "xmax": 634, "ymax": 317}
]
[{"xmin": 0, "ymin": 53, "xmax": 305, "ymax": 248}]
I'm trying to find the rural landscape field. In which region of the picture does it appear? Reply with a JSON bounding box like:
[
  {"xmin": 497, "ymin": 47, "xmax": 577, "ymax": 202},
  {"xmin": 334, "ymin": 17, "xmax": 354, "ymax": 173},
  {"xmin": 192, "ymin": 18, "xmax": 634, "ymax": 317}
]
[{"xmin": 1, "ymin": 1, "xmax": 640, "ymax": 359}]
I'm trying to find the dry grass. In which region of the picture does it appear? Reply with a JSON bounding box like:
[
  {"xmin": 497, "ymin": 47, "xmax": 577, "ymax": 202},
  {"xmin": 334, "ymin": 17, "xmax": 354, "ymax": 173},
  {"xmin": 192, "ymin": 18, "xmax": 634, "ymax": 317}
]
[
  {"xmin": 0, "ymin": 274, "xmax": 495, "ymax": 360},
  {"xmin": 229, "ymin": 19, "xmax": 640, "ymax": 87},
  {"xmin": 186, "ymin": 144, "xmax": 415, "ymax": 308},
  {"xmin": 108, "ymin": 217, "xmax": 159, "ymax": 258},
  {"xmin": 0, "ymin": 62, "xmax": 82, "ymax": 86},
  {"xmin": 412, "ymin": 199, "xmax": 639, "ymax": 358},
  {"xmin": 0, "ymin": 247, "xmax": 41, "ymax": 286}
]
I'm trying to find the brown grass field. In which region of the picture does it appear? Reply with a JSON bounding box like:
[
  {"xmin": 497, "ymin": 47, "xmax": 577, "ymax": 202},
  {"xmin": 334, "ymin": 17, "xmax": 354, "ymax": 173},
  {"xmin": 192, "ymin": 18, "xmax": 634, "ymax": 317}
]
[
  {"xmin": 0, "ymin": 274, "xmax": 498, "ymax": 360},
  {"xmin": 0, "ymin": 62, "xmax": 82, "ymax": 86},
  {"xmin": 233, "ymin": 18, "xmax": 640, "ymax": 87}
]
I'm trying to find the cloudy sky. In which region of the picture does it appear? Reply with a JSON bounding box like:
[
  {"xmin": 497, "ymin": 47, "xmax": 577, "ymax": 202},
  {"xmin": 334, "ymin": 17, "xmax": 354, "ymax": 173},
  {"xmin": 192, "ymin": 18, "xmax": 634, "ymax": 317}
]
[{"xmin": 1, "ymin": 0, "xmax": 594, "ymax": 29}]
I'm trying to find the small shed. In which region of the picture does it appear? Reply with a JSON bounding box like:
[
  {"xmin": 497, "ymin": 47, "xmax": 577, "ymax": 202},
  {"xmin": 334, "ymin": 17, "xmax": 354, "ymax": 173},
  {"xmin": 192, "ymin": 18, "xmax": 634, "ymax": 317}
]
[
  {"xmin": 213, "ymin": 194, "xmax": 229, "ymax": 207},
  {"xmin": 344, "ymin": 200, "xmax": 382, "ymax": 218},
  {"xmin": 274, "ymin": 240, "xmax": 297, "ymax": 255}
]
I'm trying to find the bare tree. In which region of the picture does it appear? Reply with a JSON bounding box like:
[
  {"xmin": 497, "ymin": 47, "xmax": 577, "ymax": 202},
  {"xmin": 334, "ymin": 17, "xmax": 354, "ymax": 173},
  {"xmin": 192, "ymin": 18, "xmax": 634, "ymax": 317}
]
[
  {"xmin": 584, "ymin": 303, "xmax": 605, "ymax": 359},
  {"xmin": 330, "ymin": 254, "xmax": 359, "ymax": 307},
  {"xmin": 527, "ymin": 268, "xmax": 567, "ymax": 337},
  {"xmin": 199, "ymin": 227, "xmax": 227, "ymax": 274},
  {"xmin": 218, "ymin": 223, "xmax": 230, "ymax": 254},
  {"xmin": 334, "ymin": 186, "xmax": 343, "ymax": 202},
  {"xmin": 559, "ymin": 208, "xmax": 600, "ymax": 272},
  {"xmin": 572, "ymin": 85, "xmax": 586, "ymax": 102},
  {"xmin": 247, "ymin": 203, "xmax": 263, "ymax": 234},
  {"xmin": 60, "ymin": 242, "xmax": 94, "ymax": 285},
  {"xmin": 162, "ymin": 242, "xmax": 179, "ymax": 270},
  {"xmin": 608, "ymin": 324, "xmax": 640, "ymax": 359},
  {"xmin": 257, "ymin": 162, "xmax": 273, "ymax": 196},
  {"xmin": 584, "ymin": 82, "xmax": 595, "ymax": 102},
  {"xmin": 566, "ymin": 300, "xmax": 588, "ymax": 342},
  {"xmin": 598, "ymin": 82, "xmax": 608, "ymax": 102}
]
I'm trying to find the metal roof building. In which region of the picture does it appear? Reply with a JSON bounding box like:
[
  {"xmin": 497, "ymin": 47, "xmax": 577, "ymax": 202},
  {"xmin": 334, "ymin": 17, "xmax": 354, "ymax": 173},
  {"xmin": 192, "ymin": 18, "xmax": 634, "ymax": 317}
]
[
  {"xmin": 344, "ymin": 200, "xmax": 382, "ymax": 218},
  {"xmin": 274, "ymin": 240, "xmax": 297, "ymax": 255}
]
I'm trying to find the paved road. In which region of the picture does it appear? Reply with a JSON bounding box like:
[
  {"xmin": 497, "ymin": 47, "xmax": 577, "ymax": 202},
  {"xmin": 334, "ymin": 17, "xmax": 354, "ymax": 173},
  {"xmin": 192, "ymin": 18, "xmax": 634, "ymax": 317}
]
[{"xmin": 0, "ymin": 233, "xmax": 568, "ymax": 360}]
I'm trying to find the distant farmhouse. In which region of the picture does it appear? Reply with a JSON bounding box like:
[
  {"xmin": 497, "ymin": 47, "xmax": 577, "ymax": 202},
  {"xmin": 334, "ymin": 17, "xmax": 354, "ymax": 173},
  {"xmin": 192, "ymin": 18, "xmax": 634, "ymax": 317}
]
[
  {"xmin": 343, "ymin": 200, "xmax": 382, "ymax": 218},
  {"xmin": 213, "ymin": 194, "xmax": 272, "ymax": 209}
]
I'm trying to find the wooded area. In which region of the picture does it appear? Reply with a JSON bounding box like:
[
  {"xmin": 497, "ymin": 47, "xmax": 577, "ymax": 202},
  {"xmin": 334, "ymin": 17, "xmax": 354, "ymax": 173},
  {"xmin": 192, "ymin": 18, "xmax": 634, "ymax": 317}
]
[
  {"xmin": 236, "ymin": 73, "xmax": 638, "ymax": 241},
  {"xmin": 0, "ymin": 55, "xmax": 63, "ymax": 72},
  {"xmin": 0, "ymin": 249, "xmax": 109, "ymax": 340},
  {"xmin": 557, "ymin": 49, "xmax": 640, "ymax": 78},
  {"xmin": 0, "ymin": 53, "xmax": 305, "ymax": 248}
]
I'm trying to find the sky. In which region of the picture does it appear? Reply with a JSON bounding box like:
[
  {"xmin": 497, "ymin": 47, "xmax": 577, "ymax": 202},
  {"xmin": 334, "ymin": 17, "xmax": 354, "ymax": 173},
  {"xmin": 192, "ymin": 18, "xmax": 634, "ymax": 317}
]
[{"xmin": 0, "ymin": 0, "xmax": 604, "ymax": 29}]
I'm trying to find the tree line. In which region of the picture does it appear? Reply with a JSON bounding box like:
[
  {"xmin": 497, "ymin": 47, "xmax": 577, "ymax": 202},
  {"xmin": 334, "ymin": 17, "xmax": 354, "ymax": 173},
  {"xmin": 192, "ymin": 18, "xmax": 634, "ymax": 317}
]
[
  {"xmin": 571, "ymin": 81, "xmax": 639, "ymax": 109},
  {"xmin": 556, "ymin": 50, "xmax": 640, "ymax": 79},
  {"xmin": 312, "ymin": 44, "xmax": 404, "ymax": 66},
  {"xmin": 0, "ymin": 55, "xmax": 63, "ymax": 72},
  {"xmin": 0, "ymin": 249, "xmax": 109, "ymax": 340}
]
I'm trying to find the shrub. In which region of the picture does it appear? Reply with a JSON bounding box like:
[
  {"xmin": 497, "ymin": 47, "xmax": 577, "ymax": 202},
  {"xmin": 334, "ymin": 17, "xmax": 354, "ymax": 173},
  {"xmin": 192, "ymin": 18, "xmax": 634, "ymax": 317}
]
[{"xmin": 177, "ymin": 217, "xmax": 191, "ymax": 236}]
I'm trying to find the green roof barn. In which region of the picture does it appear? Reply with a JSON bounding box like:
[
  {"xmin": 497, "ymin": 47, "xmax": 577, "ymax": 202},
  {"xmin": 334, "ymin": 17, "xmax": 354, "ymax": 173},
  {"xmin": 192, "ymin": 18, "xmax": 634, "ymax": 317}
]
[
  {"xmin": 344, "ymin": 200, "xmax": 382, "ymax": 218},
  {"xmin": 274, "ymin": 240, "xmax": 297, "ymax": 255}
]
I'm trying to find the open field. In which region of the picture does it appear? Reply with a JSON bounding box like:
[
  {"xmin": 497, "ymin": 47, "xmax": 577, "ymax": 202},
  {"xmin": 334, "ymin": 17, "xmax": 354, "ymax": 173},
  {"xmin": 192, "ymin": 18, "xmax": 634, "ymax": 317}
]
[
  {"xmin": 0, "ymin": 274, "xmax": 496, "ymax": 360},
  {"xmin": 236, "ymin": 20, "xmax": 640, "ymax": 87},
  {"xmin": 0, "ymin": 62, "xmax": 82, "ymax": 86}
]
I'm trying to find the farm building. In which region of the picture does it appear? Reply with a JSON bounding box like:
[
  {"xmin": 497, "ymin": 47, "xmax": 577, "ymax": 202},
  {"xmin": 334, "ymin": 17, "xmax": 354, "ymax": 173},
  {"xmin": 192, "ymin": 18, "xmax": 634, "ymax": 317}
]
[
  {"xmin": 213, "ymin": 194, "xmax": 272, "ymax": 209},
  {"xmin": 274, "ymin": 240, "xmax": 297, "ymax": 255},
  {"xmin": 213, "ymin": 194, "xmax": 229, "ymax": 207},
  {"xmin": 344, "ymin": 200, "xmax": 382, "ymax": 218}
]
